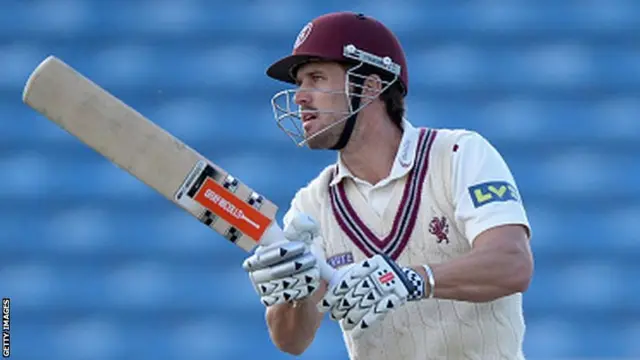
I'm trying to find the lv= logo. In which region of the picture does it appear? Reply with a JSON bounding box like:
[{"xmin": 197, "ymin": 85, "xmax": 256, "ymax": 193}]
[{"xmin": 468, "ymin": 181, "xmax": 519, "ymax": 208}]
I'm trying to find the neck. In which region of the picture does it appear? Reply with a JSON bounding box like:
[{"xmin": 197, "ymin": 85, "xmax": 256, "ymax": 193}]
[{"xmin": 339, "ymin": 116, "xmax": 403, "ymax": 185}]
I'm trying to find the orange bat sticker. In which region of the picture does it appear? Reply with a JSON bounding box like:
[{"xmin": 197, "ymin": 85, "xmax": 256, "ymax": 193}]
[{"xmin": 193, "ymin": 177, "xmax": 271, "ymax": 241}]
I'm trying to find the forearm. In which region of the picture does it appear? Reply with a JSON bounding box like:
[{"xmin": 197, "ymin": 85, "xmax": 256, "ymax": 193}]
[
  {"xmin": 265, "ymin": 281, "xmax": 327, "ymax": 355},
  {"xmin": 412, "ymin": 239, "xmax": 533, "ymax": 302}
]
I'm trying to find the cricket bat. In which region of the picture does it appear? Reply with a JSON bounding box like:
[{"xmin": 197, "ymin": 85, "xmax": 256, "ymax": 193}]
[{"xmin": 22, "ymin": 55, "xmax": 336, "ymax": 282}]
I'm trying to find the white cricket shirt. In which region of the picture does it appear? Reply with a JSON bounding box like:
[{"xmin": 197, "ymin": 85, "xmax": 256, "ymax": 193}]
[
  {"xmin": 280, "ymin": 121, "xmax": 531, "ymax": 360},
  {"xmin": 325, "ymin": 120, "xmax": 530, "ymax": 245}
]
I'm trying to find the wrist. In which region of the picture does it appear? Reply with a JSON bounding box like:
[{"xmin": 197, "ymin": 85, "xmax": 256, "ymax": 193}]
[
  {"xmin": 421, "ymin": 264, "xmax": 436, "ymax": 299},
  {"xmin": 403, "ymin": 264, "xmax": 436, "ymax": 301},
  {"xmin": 402, "ymin": 267, "xmax": 426, "ymax": 301}
]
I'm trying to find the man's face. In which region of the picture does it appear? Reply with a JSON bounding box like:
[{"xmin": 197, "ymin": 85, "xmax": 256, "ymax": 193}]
[{"xmin": 294, "ymin": 61, "xmax": 351, "ymax": 149}]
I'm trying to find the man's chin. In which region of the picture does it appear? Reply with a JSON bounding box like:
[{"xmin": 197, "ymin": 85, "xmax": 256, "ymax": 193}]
[
  {"xmin": 305, "ymin": 137, "xmax": 324, "ymax": 149},
  {"xmin": 304, "ymin": 133, "xmax": 329, "ymax": 149}
]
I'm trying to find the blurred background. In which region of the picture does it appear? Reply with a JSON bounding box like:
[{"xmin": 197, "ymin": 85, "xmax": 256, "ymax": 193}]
[{"xmin": 1, "ymin": 0, "xmax": 639, "ymax": 359}]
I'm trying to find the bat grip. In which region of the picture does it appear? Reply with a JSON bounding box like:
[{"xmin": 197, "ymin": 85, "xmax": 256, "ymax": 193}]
[{"xmin": 261, "ymin": 222, "xmax": 337, "ymax": 284}]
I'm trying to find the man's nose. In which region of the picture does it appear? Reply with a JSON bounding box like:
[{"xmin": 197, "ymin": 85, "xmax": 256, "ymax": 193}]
[{"xmin": 294, "ymin": 88, "xmax": 311, "ymax": 106}]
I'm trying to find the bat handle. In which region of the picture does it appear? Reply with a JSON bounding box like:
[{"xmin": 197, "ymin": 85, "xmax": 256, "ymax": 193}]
[{"xmin": 261, "ymin": 222, "xmax": 338, "ymax": 284}]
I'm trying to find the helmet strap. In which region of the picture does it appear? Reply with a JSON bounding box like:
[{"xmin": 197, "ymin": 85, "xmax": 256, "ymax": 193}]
[{"xmin": 330, "ymin": 74, "xmax": 364, "ymax": 150}]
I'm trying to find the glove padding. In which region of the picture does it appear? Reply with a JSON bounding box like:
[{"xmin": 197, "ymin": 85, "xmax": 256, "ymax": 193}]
[
  {"xmin": 243, "ymin": 213, "xmax": 323, "ymax": 307},
  {"xmin": 317, "ymin": 254, "xmax": 420, "ymax": 338}
]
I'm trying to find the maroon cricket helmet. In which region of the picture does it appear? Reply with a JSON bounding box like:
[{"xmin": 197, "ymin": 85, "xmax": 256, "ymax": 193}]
[{"xmin": 266, "ymin": 12, "xmax": 409, "ymax": 96}]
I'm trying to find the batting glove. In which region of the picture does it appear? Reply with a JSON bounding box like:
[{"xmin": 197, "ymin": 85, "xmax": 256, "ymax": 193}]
[
  {"xmin": 317, "ymin": 254, "xmax": 427, "ymax": 338},
  {"xmin": 243, "ymin": 213, "xmax": 324, "ymax": 307}
]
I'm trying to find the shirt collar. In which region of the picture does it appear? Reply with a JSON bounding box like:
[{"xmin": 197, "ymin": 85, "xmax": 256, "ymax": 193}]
[{"xmin": 330, "ymin": 119, "xmax": 421, "ymax": 187}]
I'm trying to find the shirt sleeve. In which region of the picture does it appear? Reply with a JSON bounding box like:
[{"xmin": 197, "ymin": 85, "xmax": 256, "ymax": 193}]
[{"xmin": 451, "ymin": 132, "xmax": 531, "ymax": 245}]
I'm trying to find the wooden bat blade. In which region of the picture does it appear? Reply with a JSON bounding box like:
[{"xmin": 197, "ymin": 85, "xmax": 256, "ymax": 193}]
[{"xmin": 22, "ymin": 55, "xmax": 278, "ymax": 252}]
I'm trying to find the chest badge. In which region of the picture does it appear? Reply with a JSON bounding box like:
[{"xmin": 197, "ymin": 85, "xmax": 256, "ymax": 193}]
[{"xmin": 429, "ymin": 216, "xmax": 450, "ymax": 244}]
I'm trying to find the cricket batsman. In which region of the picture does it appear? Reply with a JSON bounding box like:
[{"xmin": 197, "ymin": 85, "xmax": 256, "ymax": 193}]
[{"xmin": 242, "ymin": 11, "xmax": 534, "ymax": 360}]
